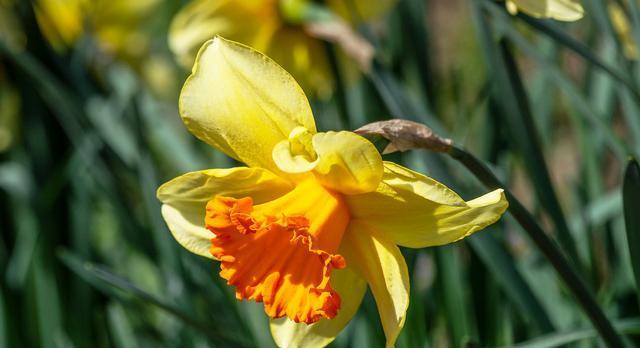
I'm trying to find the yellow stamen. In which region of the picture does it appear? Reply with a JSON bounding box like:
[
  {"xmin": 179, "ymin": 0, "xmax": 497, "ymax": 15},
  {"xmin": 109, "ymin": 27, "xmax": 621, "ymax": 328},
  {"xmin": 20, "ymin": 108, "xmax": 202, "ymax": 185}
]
[{"xmin": 205, "ymin": 178, "xmax": 350, "ymax": 323}]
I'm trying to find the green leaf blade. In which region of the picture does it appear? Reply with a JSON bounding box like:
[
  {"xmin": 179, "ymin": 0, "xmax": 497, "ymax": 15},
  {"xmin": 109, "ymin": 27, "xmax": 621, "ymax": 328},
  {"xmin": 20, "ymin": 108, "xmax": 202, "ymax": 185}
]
[{"xmin": 623, "ymin": 158, "xmax": 640, "ymax": 307}]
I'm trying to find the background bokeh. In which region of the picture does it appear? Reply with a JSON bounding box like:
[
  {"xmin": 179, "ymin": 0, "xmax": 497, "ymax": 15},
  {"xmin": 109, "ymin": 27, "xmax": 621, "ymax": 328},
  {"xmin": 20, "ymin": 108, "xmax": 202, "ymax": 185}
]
[{"xmin": 1, "ymin": 0, "xmax": 640, "ymax": 347}]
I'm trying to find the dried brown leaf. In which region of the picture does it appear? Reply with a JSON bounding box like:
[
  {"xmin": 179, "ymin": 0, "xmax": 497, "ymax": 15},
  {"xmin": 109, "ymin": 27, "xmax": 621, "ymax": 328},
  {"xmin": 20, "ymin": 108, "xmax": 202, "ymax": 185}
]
[{"xmin": 355, "ymin": 119, "xmax": 453, "ymax": 154}]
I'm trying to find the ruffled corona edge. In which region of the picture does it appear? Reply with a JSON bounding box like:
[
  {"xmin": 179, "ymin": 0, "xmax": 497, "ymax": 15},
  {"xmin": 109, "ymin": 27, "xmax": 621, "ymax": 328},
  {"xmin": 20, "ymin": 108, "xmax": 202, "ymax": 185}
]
[{"xmin": 205, "ymin": 195, "xmax": 346, "ymax": 324}]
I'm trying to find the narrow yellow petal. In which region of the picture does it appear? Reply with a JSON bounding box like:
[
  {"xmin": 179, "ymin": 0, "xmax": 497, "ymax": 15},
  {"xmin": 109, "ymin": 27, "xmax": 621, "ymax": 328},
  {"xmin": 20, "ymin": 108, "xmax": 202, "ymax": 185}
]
[
  {"xmin": 346, "ymin": 162, "xmax": 508, "ymax": 248},
  {"xmin": 269, "ymin": 267, "xmax": 366, "ymax": 348},
  {"xmin": 156, "ymin": 167, "xmax": 292, "ymax": 258},
  {"xmin": 311, "ymin": 131, "xmax": 383, "ymax": 194},
  {"xmin": 507, "ymin": 0, "xmax": 584, "ymax": 21},
  {"xmin": 342, "ymin": 221, "xmax": 409, "ymax": 348},
  {"xmin": 179, "ymin": 37, "xmax": 317, "ymax": 174}
]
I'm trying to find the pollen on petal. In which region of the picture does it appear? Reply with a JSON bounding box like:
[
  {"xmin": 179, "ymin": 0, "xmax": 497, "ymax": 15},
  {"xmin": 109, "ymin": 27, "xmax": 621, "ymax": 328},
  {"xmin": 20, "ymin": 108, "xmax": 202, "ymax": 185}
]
[{"xmin": 204, "ymin": 179, "xmax": 350, "ymax": 324}]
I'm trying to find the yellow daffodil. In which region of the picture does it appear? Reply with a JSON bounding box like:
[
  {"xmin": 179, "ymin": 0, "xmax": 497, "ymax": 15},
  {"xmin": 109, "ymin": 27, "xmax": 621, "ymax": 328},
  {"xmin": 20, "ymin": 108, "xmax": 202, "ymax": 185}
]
[
  {"xmin": 506, "ymin": 0, "xmax": 584, "ymax": 21},
  {"xmin": 156, "ymin": 37, "xmax": 508, "ymax": 347},
  {"xmin": 169, "ymin": 0, "xmax": 396, "ymax": 96}
]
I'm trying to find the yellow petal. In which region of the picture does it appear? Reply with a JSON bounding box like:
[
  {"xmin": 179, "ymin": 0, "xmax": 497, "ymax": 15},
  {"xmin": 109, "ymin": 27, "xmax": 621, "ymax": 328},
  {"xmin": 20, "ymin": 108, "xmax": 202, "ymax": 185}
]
[
  {"xmin": 179, "ymin": 36, "xmax": 317, "ymax": 174},
  {"xmin": 341, "ymin": 220, "xmax": 409, "ymax": 348},
  {"xmin": 506, "ymin": 0, "xmax": 584, "ymax": 21},
  {"xmin": 169, "ymin": 0, "xmax": 279, "ymax": 68},
  {"xmin": 269, "ymin": 266, "xmax": 366, "ymax": 348},
  {"xmin": 311, "ymin": 131, "xmax": 383, "ymax": 194},
  {"xmin": 34, "ymin": 0, "xmax": 85, "ymax": 50},
  {"xmin": 156, "ymin": 167, "xmax": 292, "ymax": 258},
  {"xmin": 346, "ymin": 162, "xmax": 508, "ymax": 248}
]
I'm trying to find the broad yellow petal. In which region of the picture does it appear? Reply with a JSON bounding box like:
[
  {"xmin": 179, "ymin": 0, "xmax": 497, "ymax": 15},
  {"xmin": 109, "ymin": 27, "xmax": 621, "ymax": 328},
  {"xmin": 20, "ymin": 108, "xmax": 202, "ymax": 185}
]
[
  {"xmin": 506, "ymin": 0, "xmax": 584, "ymax": 21},
  {"xmin": 269, "ymin": 266, "xmax": 366, "ymax": 348},
  {"xmin": 346, "ymin": 162, "xmax": 508, "ymax": 248},
  {"xmin": 179, "ymin": 37, "xmax": 317, "ymax": 174},
  {"xmin": 156, "ymin": 167, "xmax": 292, "ymax": 258},
  {"xmin": 311, "ymin": 131, "xmax": 383, "ymax": 194},
  {"xmin": 342, "ymin": 220, "xmax": 409, "ymax": 348}
]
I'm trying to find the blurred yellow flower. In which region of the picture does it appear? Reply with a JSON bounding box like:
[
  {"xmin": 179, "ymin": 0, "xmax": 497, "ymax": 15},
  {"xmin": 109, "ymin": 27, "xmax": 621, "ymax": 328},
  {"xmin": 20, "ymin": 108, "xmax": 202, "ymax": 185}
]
[
  {"xmin": 89, "ymin": 0, "xmax": 160, "ymax": 60},
  {"xmin": 157, "ymin": 37, "xmax": 508, "ymax": 347},
  {"xmin": 33, "ymin": 0, "xmax": 180, "ymax": 98},
  {"xmin": 34, "ymin": 0, "xmax": 159, "ymax": 60},
  {"xmin": 169, "ymin": 0, "xmax": 396, "ymax": 96},
  {"xmin": 506, "ymin": 0, "xmax": 584, "ymax": 21},
  {"xmin": 34, "ymin": 0, "xmax": 85, "ymax": 50},
  {"xmin": 609, "ymin": 2, "xmax": 638, "ymax": 60}
]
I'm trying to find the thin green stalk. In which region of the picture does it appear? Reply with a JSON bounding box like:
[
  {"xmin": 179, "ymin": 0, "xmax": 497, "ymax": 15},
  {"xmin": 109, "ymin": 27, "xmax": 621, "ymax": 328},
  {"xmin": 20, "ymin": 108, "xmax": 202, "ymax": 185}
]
[
  {"xmin": 363, "ymin": 63, "xmax": 555, "ymax": 333},
  {"xmin": 361, "ymin": 28, "xmax": 621, "ymax": 345},
  {"xmin": 447, "ymin": 145, "xmax": 624, "ymax": 348},
  {"xmin": 496, "ymin": 40, "xmax": 581, "ymax": 268},
  {"xmin": 469, "ymin": 1, "xmax": 582, "ymax": 268}
]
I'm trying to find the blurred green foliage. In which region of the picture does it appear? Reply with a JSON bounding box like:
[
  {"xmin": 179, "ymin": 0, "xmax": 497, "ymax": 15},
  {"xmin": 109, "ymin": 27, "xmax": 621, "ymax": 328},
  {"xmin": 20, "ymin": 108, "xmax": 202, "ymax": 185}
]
[{"xmin": 2, "ymin": 0, "xmax": 640, "ymax": 347}]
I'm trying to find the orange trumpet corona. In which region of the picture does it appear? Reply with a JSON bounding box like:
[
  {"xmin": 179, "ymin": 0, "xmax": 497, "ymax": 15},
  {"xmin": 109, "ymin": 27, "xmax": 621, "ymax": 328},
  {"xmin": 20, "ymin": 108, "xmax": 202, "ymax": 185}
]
[{"xmin": 205, "ymin": 178, "xmax": 350, "ymax": 323}]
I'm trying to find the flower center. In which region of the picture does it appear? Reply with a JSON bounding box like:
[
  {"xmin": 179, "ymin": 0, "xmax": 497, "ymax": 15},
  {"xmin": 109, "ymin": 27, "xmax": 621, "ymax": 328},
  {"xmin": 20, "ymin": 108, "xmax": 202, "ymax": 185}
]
[{"xmin": 204, "ymin": 178, "xmax": 350, "ymax": 324}]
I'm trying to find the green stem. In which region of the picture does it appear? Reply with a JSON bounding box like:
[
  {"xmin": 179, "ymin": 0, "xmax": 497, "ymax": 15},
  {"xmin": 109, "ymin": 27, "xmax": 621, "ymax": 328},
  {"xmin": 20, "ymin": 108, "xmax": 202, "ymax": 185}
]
[
  {"xmin": 497, "ymin": 39, "xmax": 582, "ymax": 271},
  {"xmin": 447, "ymin": 145, "xmax": 624, "ymax": 348}
]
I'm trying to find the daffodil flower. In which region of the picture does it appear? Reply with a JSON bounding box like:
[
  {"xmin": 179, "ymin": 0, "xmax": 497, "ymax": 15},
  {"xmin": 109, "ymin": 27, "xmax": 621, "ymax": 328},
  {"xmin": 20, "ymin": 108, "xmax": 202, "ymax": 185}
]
[
  {"xmin": 169, "ymin": 0, "xmax": 396, "ymax": 96},
  {"xmin": 34, "ymin": 0, "xmax": 178, "ymax": 97},
  {"xmin": 34, "ymin": 0, "xmax": 159, "ymax": 59},
  {"xmin": 506, "ymin": 0, "xmax": 584, "ymax": 21},
  {"xmin": 157, "ymin": 37, "xmax": 508, "ymax": 347}
]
